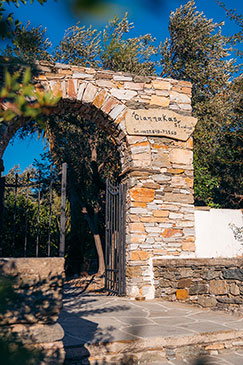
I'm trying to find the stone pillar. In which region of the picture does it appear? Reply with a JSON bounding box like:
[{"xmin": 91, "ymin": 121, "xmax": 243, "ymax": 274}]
[{"xmin": 123, "ymin": 103, "xmax": 197, "ymax": 300}]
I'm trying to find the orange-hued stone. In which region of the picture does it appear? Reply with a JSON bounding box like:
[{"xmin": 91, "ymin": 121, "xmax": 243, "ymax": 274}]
[
  {"xmin": 152, "ymin": 210, "xmax": 169, "ymax": 218},
  {"xmin": 102, "ymin": 97, "xmax": 117, "ymax": 114},
  {"xmin": 181, "ymin": 242, "xmax": 196, "ymax": 251},
  {"xmin": 162, "ymin": 228, "xmax": 181, "ymax": 238},
  {"xmin": 115, "ymin": 111, "xmax": 127, "ymax": 124},
  {"xmin": 185, "ymin": 177, "xmax": 193, "ymax": 188},
  {"xmin": 129, "ymin": 215, "xmax": 140, "ymax": 222},
  {"xmin": 130, "ymin": 188, "xmax": 154, "ymax": 203},
  {"xmin": 152, "ymin": 144, "xmax": 168, "ymax": 150},
  {"xmin": 130, "ymin": 251, "xmax": 150, "ymax": 261},
  {"xmin": 58, "ymin": 69, "xmax": 72, "ymax": 75},
  {"xmin": 130, "ymin": 235, "xmax": 145, "ymax": 243},
  {"xmin": 167, "ymin": 169, "xmax": 184, "ymax": 174},
  {"xmin": 131, "ymin": 202, "xmax": 147, "ymax": 208},
  {"xmin": 52, "ymin": 81, "xmax": 62, "ymax": 97},
  {"xmin": 68, "ymin": 80, "xmax": 76, "ymax": 98},
  {"xmin": 93, "ymin": 90, "xmax": 107, "ymax": 108},
  {"xmin": 133, "ymin": 141, "xmax": 150, "ymax": 148},
  {"xmin": 129, "ymin": 223, "xmax": 145, "ymax": 232},
  {"xmin": 37, "ymin": 75, "xmax": 47, "ymax": 80},
  {"xmin": 182, "ymin": 87, "xmax": 192, "ymax": 95},
  {"xmin": 141, "ymin": 216, "xmax": 168, "ymax": 223},
  {"xmin": 185, "ymin": 137, "xmax": 193, "ymax": 149},
  {"xmin": 176, "ymin": 289, "xmax": 189, "ymax": 300}
]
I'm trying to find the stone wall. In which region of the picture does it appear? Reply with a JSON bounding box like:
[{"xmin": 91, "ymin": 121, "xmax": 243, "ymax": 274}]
[
  {"xmin": 0, "ymin": 258, "xmax": 65, "ymax": 364},
  {"xmin": 153, "ymin": 258, "xmax": 243, "ymax": 312}
]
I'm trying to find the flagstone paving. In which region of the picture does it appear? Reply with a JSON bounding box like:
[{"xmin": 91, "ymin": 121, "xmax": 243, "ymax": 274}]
[{"xmin": 60, "ymin": 287, "xmax": 243, "ymax": 364}]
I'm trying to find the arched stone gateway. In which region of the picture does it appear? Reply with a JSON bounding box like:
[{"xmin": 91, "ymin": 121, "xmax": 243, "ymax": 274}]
[{"xmin": 1, "ymin": 62, "xmax": 197, "ymax": 299}]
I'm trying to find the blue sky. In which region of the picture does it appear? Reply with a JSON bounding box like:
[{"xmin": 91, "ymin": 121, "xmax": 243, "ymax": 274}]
[{"xmin": 3, "ymin": 0, "xmax": 242, "ymax": 174}]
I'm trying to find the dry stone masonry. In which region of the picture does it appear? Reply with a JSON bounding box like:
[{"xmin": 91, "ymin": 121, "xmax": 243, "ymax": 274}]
[
  {"xmin": 0, "ymin": 258, "xmax": 65, "ymax": 364},
  {"xmin": 154, "ymin": 258, "xmax": 243, "ymax": 312},
  {"xmin": 32, "ymin": 61, "xmax": 198, "ymax": 299}
]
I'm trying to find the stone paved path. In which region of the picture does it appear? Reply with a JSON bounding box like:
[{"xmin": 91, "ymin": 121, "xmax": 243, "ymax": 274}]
[{"xmin": 60, "ymin": 288, "xmax": 243, "ymax": 364}]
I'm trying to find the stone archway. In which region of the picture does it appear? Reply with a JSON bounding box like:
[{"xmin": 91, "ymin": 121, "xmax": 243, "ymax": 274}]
[{"xmin": 0, "ymin": 61, "xmax": 197, "ymax": 299}]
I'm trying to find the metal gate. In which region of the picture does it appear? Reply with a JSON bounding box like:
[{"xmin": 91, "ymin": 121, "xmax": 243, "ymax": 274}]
[{"xmin": 105, "ymin": 180, "xmax": 126, "ymax": 296}]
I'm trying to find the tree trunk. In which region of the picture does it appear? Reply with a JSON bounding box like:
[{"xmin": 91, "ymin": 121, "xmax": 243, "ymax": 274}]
[
  {"xmin": 93, "ymin": 233, "xmax": 105, "ymax": 275},
  {"xmin": 82, "ymin": 207, "xmax": 105, "ymax": 275}
]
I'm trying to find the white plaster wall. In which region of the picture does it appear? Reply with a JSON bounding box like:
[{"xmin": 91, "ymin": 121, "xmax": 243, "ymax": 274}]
[{"xmin": 195, "ymin": 208, "xmax": 243, "ymax": 258}]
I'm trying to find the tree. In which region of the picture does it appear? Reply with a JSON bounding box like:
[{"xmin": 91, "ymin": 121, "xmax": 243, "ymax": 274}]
[
  {"xmin": 55, "ymin": 13, "xmax": 158, "ymax": 75},
  {"xmin": 160, "ymin": 0, "xmax": 242, "ymax": 207}
]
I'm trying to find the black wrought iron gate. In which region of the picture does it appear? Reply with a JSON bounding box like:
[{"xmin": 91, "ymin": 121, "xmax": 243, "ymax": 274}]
[{"xmin": 105, "ymin": 180, "xmax": 126, "ymax": 296}]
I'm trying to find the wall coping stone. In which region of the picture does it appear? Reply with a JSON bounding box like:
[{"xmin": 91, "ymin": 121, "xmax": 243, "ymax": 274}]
[{"xmin": 153, "ymin": 258, "xmax": 243, "ymax": 267}]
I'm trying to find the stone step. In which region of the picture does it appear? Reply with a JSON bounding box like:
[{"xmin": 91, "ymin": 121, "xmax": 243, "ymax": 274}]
[{"xmin": 64, "ymin": 329, "xmax": 243, "ymax": 364}]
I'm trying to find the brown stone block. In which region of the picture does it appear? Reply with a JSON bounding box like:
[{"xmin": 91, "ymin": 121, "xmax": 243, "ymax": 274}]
[
  {"xmin": 163, "ymin": 192, "xmax": 194, "ymax": 204},
  {"xmin": 126, "ymin": 266, "xmax": 142, "ymax": 278},
  {"xmin": 209, "ymin": 280, "xmax": 228, "ymax": 295},
  {"xmin": 130, "ymin": 251, "xmax": 150, "ymax": 261},
  {"xmin": 167, "ymin": 168, "xmax": 184, "ymax": 174},
  {"xmin": 169, "ymin": 149, "xmax": 193, "ymax": 165},
  {"xmin": 37, "ymin": 75, "xmax": 47, "ymax": 80},
  {"xmin": 152, "ymin": 144, "xmax": 168, "ymax": 150},
  {"xmin": 93, "ymin": 90, "xmax": 107, "ymax": 108},
  {"xmin": 171, "ymin": 176, "xmax": 186, "ymax": 187},
  {"xmin": 152, "ymin": 210, "xmax": 169, "ymax": 217},
  {"xmin": 130, "ymin": 235, "xmax": 146, "ymax": 243},
  {"xmin": 130, "ymin": 187, "xmax": 155, "ymax": 203},
  {"xmin": 142, "ymin": 182, "xmax": 160, "ymax": 189},
  {"xmin": 67, "ymin": 80, "xmax": 76, "ymax": 98},
  {"xmin": 133, "ymin": 141, "xmax": 150, "ymax": 148},
  {"xmin": 178, "ymin": 80, "xmax": 192, "ymax": 87},
  {"xmin": 129, "ymin": 223, "xmax": 145, "ymax": 232},
  {"xmin": 131, "ymin": 202, "xmax": 147, "ymax": 208},
  {"xmin": 150, "ymin": 95, "xmax": 170, "ymax": 107},
  {"xmin": 181, "ymin": 242, "xmax": 196, "ymax": 251},
  {"xmin": 171, "ymin": 86, "xmax": 182, "ymax": 92},
  {"xmin": 189, "ymin": 282, "xmax": 208, "ymax": 295},
  {"xmin": 51, "ymin": 81, "xmax": 62, "ymax": 97},
  {"xmin": 185, "ymin": 177, "xmax": 193, "ymax": 188},
  {"xmin": 205, "ymin": 344, "xmax": 225, "ymax": 351},
  {"xmin": 229, "ymin": 283, "xmax": 240, "ymax": 295},
  {"xmin": 141, "ymin": 216, "xmax": 168, "ymax": 223},
  {"xmin": 115, "ymin": 111, "xmax": 127, "ymax": 124},
  {"xmin": 152, "ymin": 80, "xmax": 171, "ymax": 90},
  {"xmin": 101, "ymin": 97, "xmax": 117, "ymax": 114},
  {"xmin": 128, "ymin": 215, "xmax": 140, "ymax": 222},
  {"xmin": 162, "ymin": 228, "xmax": 182, "ymax": 238},
  {"xmin": 182, "ymin": 87, "xmax": 192, "ymax": 95},
  {"xmin": 57, "ymin": 69, "xmax": 72, "ymax": 75},
  {"xmin": 198, "ymin": 296, "xmax": 217, "ymax": 308},
  {"xmin": 176, "ymin": 289, "xmax": 189, "ymax": 300},
  {"xmin": 185, "ymin": 137, "xmax": 193, "ymax": 149},
  {"xmin": 178, "ymin": 279, "xmax": 192, "ymax": 288}
]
